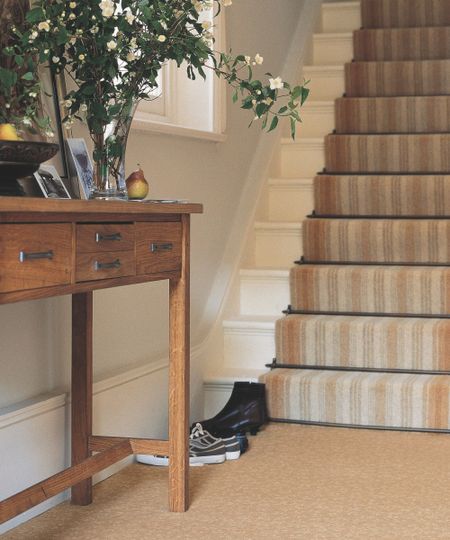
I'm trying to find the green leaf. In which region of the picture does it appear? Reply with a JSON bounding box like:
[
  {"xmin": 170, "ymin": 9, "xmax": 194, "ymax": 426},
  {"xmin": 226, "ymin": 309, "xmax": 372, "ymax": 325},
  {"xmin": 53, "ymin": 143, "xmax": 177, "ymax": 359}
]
[
  {"xmin": 268, "ymin": 115, "xmax": 278, "ymax": 132},
  {"xmin": 300, "ymin": 86, "xmax": 310, "ymax": 105},
  {"xmin": 14, "ymin": 55, "xmax": 24, "ymax": 67},
  {"xmin": 21, "ymin": 72, "xmax": 35, "ymax": 81},
  {"xmin": 26, "ymin": 7, "xmax": 46, "ymax": 23},
  {"xmin": 0, "ymin": 67, "xmax": 18, "ymax": 89},
  {"xmin": 232, "ymin": 89, "xmax": 238, "ymax": 103},
  {"xmin": 290, "ymin": 117, "xmax": 296, "ymax": 140}
]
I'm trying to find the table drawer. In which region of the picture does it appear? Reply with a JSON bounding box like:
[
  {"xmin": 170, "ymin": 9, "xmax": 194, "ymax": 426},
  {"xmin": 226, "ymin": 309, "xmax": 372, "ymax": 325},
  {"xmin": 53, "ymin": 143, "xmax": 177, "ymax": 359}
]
[
  {"xmin": 77, "ymin": 224, "xmax": 135, "ymax": 253},
  {"xmin": 0, "ymin": 224, "xmax": 72, "ymax": 293},
  {"xmin": 136, "ymin": 222, "xmax": 182, "ymax": 275},
  {"xmin": 76, "ymin": 250, "xmax": 136, "ymax": 282}
]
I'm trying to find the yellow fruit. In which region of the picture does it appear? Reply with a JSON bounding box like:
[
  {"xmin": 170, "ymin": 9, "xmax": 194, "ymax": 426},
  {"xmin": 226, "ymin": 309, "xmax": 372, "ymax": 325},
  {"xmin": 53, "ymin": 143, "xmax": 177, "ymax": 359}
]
[
  {"xmin": 126, "ymin": 165, "xmax": 149, "ymax": 200},
  {"xmin": 0, "ymin": 123, "xmax": 21, "ymax": 141}
]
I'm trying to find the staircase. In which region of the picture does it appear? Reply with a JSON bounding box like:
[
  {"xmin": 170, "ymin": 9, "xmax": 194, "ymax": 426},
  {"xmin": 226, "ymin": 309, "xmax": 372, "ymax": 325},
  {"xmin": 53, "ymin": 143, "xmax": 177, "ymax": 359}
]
[
  {"xmin": 203, "ymin": 2, "xmax": 361, "ymax": 414},
  {"xmin": 260, "ymin": 0, "xmax": 450, "ymax": 432}
]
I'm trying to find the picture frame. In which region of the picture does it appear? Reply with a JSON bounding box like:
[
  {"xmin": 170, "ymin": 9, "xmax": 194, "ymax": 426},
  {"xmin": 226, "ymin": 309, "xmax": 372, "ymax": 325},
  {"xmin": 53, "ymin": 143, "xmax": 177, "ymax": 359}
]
[
  {"xmin": 34, "ymin": 165, "xmax": 71, "ymax": 199},
  {"xmin": 66, "ymin": 138, "xmax": 94, "ymax": 199},
  {"xmin": 38, "ymin": 67, "xmax": 71, "ymax": 179}
]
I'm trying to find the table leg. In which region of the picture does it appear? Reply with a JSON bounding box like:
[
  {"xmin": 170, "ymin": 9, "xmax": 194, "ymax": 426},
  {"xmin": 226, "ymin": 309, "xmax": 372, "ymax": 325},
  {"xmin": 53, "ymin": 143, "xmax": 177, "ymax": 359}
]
[
  {"xmin": 71, "ymin": 291, "xmax": 93, "ymax": 505},
  {"xmin": 168, "ymin": 215, "xmax": 190, "ymax": 512}
]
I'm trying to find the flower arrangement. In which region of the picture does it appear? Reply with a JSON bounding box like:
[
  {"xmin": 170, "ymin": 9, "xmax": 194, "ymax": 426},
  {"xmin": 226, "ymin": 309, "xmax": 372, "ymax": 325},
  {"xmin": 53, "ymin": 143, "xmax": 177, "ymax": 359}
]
[
  {"xmin": 0, "ymin": 0, "xmax": 52, "ymax": 137},
  {"xmin": 5, "ymin": 0, "xmax": 309, "ymax": 198}
]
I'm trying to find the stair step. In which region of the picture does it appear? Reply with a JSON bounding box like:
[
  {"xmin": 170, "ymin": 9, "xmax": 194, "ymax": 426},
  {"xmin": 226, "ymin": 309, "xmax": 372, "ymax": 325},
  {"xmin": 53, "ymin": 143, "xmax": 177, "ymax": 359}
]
[
  {"xmin": 361, "ymin": 0, "xmax": 450, "ymax": 29},
  {"xmin": 302, "ymin": 66, "xmax": 345, "ymax": 101},
  {"xmin": 223, "ymin": 316, "xmax": 276, "ymax": 370},
  {"xmin": 322, "ymin": 1, "xmax": 361, "ymax": 33},
  {"xmin": 335, "ymin": 96, "xmax": 450, "ymax": 134},
  {"xmin": 261, "ymin": 368, "xmax": 450, "ymax": 430},
  {"xmin": 313, "ymin": 33, "xmax": 354, "ymax": 65},
  {"xmin": 345, "ymin": 60, "xmax": 450, "ymax": 97},
  {"xmin": 354, "ymin": 27, "xmax": 450, "ymax": 61},
  {"xmin": 325, "ymin": 134, "xmax": 450, "ymax": 174},
  {"xmin": 280, "ymin": 138, "xmax": 324, "ymax": 178},
  {"xmin": 254, "ymin": 222, "xmax": 302, "ymax": 268},
  {"xmin": 268, "ymin": 178, "xmax": 314, "ymax": 221},
  {"xmin": 240, "ymin": 269, "xmax": 289, "ymax": 316},
  {"xmin": 299, "ymin": 101, "xmax": 335, "ymax": 138},
  {"xmin": 290, "ymin": 264, "xmax": 450, "ymax": 316},
  {"xmin": 303, "ymin": 218, "xmax": 450, "ymax": 264},
  {"xmin": 314, "ymin": 175, "xmax": 450, "ymax": 217},
  {"xmin": 276, "ymin": 314, "xmax": 450, "ymax": 371}
]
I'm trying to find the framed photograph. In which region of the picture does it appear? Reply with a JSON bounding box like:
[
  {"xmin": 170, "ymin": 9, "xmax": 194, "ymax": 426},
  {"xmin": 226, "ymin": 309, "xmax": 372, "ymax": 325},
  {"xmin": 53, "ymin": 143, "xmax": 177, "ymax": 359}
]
[
  {"xmin": 66, "ymin": 138, "xmax": 94, "ymax": 199},
  {"xmin": 39, "ymin": 69, "xmax": 71, "ymax": 179},
  {"xmin": 34, "ymin": 165, "xmax": 71, "ymax": 199}
]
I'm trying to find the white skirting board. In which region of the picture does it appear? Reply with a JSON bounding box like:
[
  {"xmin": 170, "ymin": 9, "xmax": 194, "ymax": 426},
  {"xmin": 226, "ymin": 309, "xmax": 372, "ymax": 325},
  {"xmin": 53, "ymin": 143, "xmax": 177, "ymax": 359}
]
[{"xmin": 0, "ymin": 347, "xmax": 204, "ymax": 535}]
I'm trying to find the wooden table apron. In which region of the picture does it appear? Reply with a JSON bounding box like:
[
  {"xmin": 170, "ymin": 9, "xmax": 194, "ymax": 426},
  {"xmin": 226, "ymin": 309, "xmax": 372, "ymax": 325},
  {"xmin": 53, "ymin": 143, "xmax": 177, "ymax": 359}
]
[{"xmin": 0, "ymin": 198, "xmax": 203, "ymax": 524}]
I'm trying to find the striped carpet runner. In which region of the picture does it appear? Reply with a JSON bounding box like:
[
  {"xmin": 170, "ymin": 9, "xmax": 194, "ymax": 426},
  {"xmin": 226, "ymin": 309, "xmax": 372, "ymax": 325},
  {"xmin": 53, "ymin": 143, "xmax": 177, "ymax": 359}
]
[{"xmin": 261, "ymin": 0, "xmax": 450, "ymax": 431}]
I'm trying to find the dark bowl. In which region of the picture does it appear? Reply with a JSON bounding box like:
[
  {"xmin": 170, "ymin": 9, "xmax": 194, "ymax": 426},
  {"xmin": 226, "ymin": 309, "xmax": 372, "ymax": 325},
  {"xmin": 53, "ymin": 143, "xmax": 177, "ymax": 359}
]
[{"xmin": 0, "ymin": 140, "xmax": 59, "ymax": 182}]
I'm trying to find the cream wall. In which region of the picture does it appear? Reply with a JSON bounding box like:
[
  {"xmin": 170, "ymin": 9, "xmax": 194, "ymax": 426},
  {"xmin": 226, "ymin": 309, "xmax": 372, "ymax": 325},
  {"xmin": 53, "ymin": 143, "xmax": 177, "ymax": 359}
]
[{"xmin": 0, "ymin": 0, "xmax": 306, "ymax": 411}]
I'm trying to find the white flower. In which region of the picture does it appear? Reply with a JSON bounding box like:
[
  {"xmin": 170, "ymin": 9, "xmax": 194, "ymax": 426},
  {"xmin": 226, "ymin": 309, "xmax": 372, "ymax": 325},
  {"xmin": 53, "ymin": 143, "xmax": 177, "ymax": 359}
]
[
  {"xmin": 69, "ymin": 1, "xmax": 76, "ymax": 8},
  {"xmin": 223, "ymin": 0, "xmax": 232, "ymax": 6},
  {"xmin": 255, "ymin": 53, "xmax": 263, "ymax": 65},
  {"xmin": 99, "ymin": 0, "xmax": 115, "ymax": 18},
  {"xmin": 22, "ymin": 117, "xmax": 32, "ymax": 126},
  {"xmin": 90, "ymin": 27, "xmax": 99, "ymax": 34},
  {"xmin": 126, "ymin": 51, "xmax": 137, "ymax": 62},
  {"xmin": 157, "ymin": 35, "xmax": 166, "ymax": 42},
  {"xmin": 78, "ymin": 53, "xmax": 85, "ymax": 61},
  {"xmin": 129, "ymin": 37, "xmax": 137, "ymax": 49},
  {"xmin": 28, "ymin": 91, "xmax": 37, "ymax": 98},
  {"xmin": 68, "ymin": 13, "xmax": 76, "ymax": 20},
  {"xmin": 201, "ymin": 21, "xmax": 211, "ymax": 31},
  {"xmin": 80, "ymin": 104, "xmax": 88, "ymax": 112},
  {"xmin": 106, "ymin": 40, "xmax": 117, "ymax": 50},
  {"xmin": 38, "ymin": 21, "xmax": 50, "ymax": 32},
  {"xmin": 69, "ymin": 37, "xmax": 77, "ymax": 44},
  {"xmin": 269, "ymin": 76, "xmax": 283, "ymax": 90},
  {"xmin": 244, "ymin": 55, "xmax": 251, "ymax": 64},
  {"xmin": 124, "ymin": 9, "xmax": 135, "ymax": 24},
  {"xmin": 52, "ymin": 56, "xmax": 60, "ymax": 63},
  {"xmin": 29, "ymin": 30, "xmax": 38, "ymax": 40},
  {"xmin": 64, "ymin": 99, "xmax": 73, "ymax": 108},
  {"xmin": 44, "ymin": 130, "xmax": 55, "ymax": 138}
]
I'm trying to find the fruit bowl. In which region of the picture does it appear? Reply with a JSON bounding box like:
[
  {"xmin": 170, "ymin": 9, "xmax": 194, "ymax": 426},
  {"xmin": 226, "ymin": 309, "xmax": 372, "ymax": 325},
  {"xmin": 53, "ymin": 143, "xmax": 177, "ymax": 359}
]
[{"xmin": 0, "ymin": 140, "xmax": 59, "ymax": 196}]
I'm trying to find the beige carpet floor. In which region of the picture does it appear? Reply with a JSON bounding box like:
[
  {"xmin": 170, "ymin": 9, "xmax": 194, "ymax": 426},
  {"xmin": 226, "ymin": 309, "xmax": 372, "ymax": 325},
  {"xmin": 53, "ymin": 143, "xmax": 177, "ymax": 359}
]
[{"xmin": 3, "ymin": 423, "xmax": 450, "ymax": 540}]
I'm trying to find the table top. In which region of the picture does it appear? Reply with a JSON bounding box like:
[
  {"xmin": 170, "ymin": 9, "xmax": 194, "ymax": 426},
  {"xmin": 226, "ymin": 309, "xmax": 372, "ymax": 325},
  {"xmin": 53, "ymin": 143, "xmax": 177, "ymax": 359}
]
[{"xmin": 0, "ymin": 197, "xmax": 203, "ymax": 217}]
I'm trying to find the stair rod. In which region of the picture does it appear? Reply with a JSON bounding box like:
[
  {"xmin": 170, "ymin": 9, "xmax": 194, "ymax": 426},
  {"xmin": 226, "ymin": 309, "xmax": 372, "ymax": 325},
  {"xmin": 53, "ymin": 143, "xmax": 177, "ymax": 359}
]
[
  {"xmin": 294, "ymin": 256, "xmax": 450, "ymax": 268},
  {"xmin": 283, "ymin": 306, "xmax": 450, "ymax": 320},
  {"xmin": 307, "ymin": 212, "xmax": 450, "ymax": 220},
  {"xmin": 265, "ymin": 360, "xmax": 450, "ymax": 377},
  {"xmin": 270, "ymin": 418, "xmax": 450, "ymax": 435}
]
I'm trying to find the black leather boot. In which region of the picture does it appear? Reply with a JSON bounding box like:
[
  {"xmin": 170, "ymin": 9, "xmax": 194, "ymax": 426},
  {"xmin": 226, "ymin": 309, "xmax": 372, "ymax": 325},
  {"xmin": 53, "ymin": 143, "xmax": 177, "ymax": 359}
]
[{"xmin": 195, "ymin": 382, "xmax": 267, "ymax": 437}]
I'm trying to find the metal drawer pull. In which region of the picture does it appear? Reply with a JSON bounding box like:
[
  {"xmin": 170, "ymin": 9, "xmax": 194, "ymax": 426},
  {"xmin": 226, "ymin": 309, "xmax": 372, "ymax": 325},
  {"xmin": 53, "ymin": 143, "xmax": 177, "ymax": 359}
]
[
  {"xmin": 151, "ymin": 242, "xmax": 173, "ymax": 253},
  {"xmin": 95, "ymin": 232, "xmax": 122, "ymax": 243},
  {"xmin": 94, "ymin": 259, "xmax": 121, "ymax": 271},
  {"xmin": 19, "ymin": 250, "xmax": 54, "ymax": 262}
]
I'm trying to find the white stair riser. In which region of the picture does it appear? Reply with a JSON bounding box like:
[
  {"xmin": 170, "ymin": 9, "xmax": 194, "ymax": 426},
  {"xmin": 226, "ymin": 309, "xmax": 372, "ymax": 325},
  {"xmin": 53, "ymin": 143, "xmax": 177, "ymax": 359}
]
[
  {"xmin": 321, "ymin": 2, "xmax": 361, "ymax": 33},
  {"xmin": 313, "ymin": 34, "xmax": 354, "ymax": 65},
  {"xmin": 223, "ymin": 327, "xmax": 275, "ymax": 370},
  {"xmin": 303, "ymin": 68, "xmax": 345, "ymax": 100},
  {"xmin": 240, "ymin": 276, "xmax": 289, "ymax": 316},
  {"xmin": 254, "ymin": 228, "xmax": 302, "ymax": 267},
  {"xmin": 268, "ymin": 183, "xmax": 314, "ymax": 221},
  {"xmin": 300, "ymin": 104, "xmax": 335, "ymax": 137},
  {"xmin": 203, "ymin": 383, "xmax": 233, "ymax": 419},
  {"xmin": 280, "ymin": 142, "xmax": 325, "ymax": 178}
]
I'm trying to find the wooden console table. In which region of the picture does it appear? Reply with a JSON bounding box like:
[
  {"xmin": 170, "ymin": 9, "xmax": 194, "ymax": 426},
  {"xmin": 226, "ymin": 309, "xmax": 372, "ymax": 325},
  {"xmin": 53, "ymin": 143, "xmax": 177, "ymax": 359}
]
[{"xmin": 0, "ymin": 197, "xmax": 202, "ymax": 524}]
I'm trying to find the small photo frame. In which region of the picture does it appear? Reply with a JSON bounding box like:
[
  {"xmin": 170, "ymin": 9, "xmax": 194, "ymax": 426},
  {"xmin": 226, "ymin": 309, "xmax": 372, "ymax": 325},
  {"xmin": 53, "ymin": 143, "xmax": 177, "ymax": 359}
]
[
  {"xmin": 66, "ymin": 138, "xmax": 94, "ymax": 199},
  {"xmin": 34, "ymin": 165, "xmax": 71, "ymax": 199}
]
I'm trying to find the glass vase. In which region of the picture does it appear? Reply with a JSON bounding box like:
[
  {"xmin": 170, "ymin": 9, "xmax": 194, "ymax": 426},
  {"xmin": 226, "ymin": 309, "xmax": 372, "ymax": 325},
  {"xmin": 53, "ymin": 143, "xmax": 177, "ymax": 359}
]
[{"xmin": 90, "ymin": 102, "xmax": 138, "ymax": 200}]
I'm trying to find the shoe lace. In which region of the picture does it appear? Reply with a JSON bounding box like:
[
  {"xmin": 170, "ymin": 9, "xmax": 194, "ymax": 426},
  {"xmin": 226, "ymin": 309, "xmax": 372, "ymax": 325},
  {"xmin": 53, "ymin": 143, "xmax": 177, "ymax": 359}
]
[{"xmin": 190, "ymin": 422, "xmax": 205, "ymax": 440}]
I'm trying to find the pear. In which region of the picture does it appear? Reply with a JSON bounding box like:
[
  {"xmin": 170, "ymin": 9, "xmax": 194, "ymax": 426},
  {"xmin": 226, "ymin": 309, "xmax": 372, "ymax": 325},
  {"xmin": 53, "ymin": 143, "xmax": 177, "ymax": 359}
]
[
  {"xmin": 125, "ymin": 164, "xmax": 149, "ymax": 200},
  {"xmin": 0, "ymin": 123, "xmax": 22, "ymax": 141}
]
